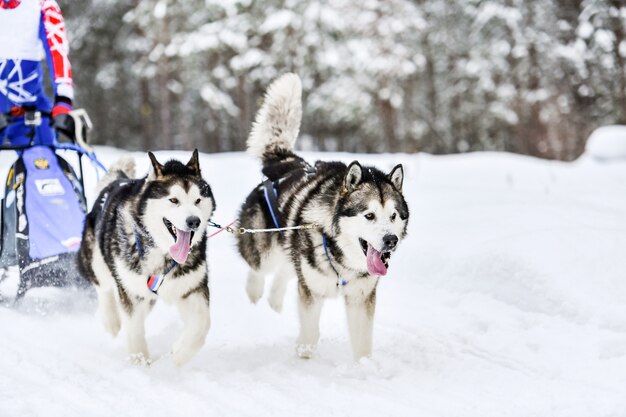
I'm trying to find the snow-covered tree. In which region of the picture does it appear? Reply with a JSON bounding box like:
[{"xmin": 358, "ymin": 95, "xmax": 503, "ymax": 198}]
[{"xmin": 63, "ymin": 0, "xmax": 626, "ymax": 160}]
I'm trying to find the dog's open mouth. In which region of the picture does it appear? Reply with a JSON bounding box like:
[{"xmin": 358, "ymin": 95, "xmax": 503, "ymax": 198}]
[
  {"xmin": 163, "ymin": 218, "xmax": 194, "ymax": 264},
  {"xmin": 359, "ymin": 238, "xmax": 390, "ymax": 276}
]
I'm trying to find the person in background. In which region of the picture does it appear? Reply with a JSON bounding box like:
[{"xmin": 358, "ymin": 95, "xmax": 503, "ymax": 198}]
[{"xmin": 0, "ymin": 0, "xmax": 76, "ymax": 145}]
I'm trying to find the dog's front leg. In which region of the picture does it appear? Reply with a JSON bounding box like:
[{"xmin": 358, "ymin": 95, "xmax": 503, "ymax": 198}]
[
  {"xmin": 296, "ymin": 282, "xmax": 324, "ymax": 359},
  {"xmin": 268, "ymin": 263, "xmax": 294, "ymax": 313},
  {"xmin": 246, "ymin": 269, "xmax": 265, "ymax": 304},
  {"xmin": 171, "ymin": 286, "xmax": 211, "ymax": 367},
  {"xmin": 345, "ymin": 288, "xmax": 376, "ymax": 361},
  {"xmin": 120, "ymin": 297, "xmax": 152, "ymax": 364},
  {"xmin": 97, "ymin": 286, "xmax": 121, "ymax": 337}
]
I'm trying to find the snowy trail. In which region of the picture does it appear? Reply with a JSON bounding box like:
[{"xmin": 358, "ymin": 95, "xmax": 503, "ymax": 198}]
[{"xmin": 1, "ymin": 148, "xmax": 625, "ymax": 416}]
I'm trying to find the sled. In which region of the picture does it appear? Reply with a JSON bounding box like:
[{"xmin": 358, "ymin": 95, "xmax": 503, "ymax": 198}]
[{"xmin": 0, "ymin": 109, "xmax": 101, "ymax": 299}]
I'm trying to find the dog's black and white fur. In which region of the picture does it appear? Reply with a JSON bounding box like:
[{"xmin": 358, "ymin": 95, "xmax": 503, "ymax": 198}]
[
  {"xmin": 237, "ymin": 74, "xmax": 409, "ymax": 360},
  {"xmin": 77, "ymin": 151, "xmax": 215, "ymax": 366}
]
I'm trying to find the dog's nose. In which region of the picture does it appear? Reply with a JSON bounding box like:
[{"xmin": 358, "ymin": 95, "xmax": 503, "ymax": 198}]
[
  {"xmin": 186, "ymin": 216, "xmax": 201, "ymax": 231},
  {"xmin": 382, "ymin": 234, "xmax": 398, "ymax": 251}
]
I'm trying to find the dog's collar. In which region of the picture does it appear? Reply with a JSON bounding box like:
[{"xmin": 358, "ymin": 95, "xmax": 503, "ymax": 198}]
[
  {"xmin": 134, "ymin": 227, "xmax": 177, "ymax": 294},
  {"xmin": 147, "ymin": 261, "xmax": 177, "ymax": 293}
]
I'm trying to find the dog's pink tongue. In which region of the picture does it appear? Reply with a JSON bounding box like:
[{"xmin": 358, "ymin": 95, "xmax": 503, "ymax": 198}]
[
  {"xmin": 169, "ymin": 229, "xmax": 191, "ymax": 264},
  {"xmin": 366, "ymin": 244, "xmax": 387, "ymax": 276}
]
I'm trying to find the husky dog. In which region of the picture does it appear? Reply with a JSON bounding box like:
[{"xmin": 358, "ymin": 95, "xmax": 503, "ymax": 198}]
[
  {"xmin": 237, "ymin": 74, "xmax": 409, "ymax": 360},
  {"xmin": 77, "ymin": 150, "xmax": 215, "ymax": 366}
]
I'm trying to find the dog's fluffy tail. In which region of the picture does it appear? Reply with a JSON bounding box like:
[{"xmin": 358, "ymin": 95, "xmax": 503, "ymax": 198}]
[
  {"xmin": 95, "ymin": 155, "xmax": 136, "ymax": 194},
  {"xmin": 247, "ymin": 73, "xmax": 302, "ymax": 159}
]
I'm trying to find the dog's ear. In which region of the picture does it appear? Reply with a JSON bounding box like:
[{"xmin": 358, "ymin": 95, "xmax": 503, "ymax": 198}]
[
  {"xmin": 344, "ymin": 161, "xmax": 363, "ymax": 192},
  {"xmin": 186, "ymin": 149, "xmax": 201, "ymax": 176},
  {"xmin": 388, "ymin": 164, "xmax": 403, "ymax": 191},
  {"xmin": 148, "ymin": 152, "xmax": 164, "ymax": 180}
]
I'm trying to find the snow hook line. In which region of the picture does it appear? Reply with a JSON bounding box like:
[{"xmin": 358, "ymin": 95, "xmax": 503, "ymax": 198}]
[{"xmin": 207, "ymin": 220, "xmax": 319, "ymax": 236}]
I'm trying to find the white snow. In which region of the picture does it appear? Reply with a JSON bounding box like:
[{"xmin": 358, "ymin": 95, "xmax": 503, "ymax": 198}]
[
  {"xmin": 259, "ymin": 10, "xmax": 299, "ymax": 34},
  {"xmin": 577, "ymin": 21, "xmax": 594, "ymax": 39},
  {"xmin": 1, "ymin": 148, "xmax": 626, "ymax": 416},
  {"xmin": 152, "ymin": 1, "xmax": 167, "ymax": 19},
  {"xmin": 200, "ymin": 84, "xmax": 240, "ymax": 117},
  {"xmin": 584, "ymin": 125, "xmax": 626, "ymax": 161},
  {"xmin": 594, "ymin": 29, "xmax": 615, "ymax": 53}
]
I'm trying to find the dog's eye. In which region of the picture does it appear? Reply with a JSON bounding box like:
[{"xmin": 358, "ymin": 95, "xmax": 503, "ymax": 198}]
[
  {"xmin": 364, "ymin": 213, "xmax": 375, "ymax": 221},
  {"xmin": 195, "ymin": 198, "xmax": 201, "ymax": 205},
  {"xmin": 391, "ymin": 212, "xmax": 397, "ymax": 221},
  {"xmin": 169, "ymin": 198, "xmax": 179, "ymax": 205}
]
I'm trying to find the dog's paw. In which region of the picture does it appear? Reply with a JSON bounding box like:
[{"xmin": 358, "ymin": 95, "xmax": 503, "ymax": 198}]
[
  {"xmin": 296, "ymin": 343, "xmax": 317, "ymax": 359},
  {"xmin": 268, "ymin": 295, "xmax": 283, "ymax": 313},
  {"xmin": 171, "ymin": 337, "xmax": 200, "ymax": 367},
  {"xmin": 171, "ymin": 352, "xmax": 191, "ymax": 367},
  {"xmin": 171, "ymin": 344, "xmax": 194, "ymax": 367},
  {"xmin": 128, "ymin": 352, "xmax": 151, "ymax": 367},
  {"xmin": 246, "ymin": 276, "xmax": 264, "ymax": 304}
]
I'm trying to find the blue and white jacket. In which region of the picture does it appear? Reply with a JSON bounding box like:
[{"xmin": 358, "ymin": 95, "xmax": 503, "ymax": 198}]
[{"xmin": 0, "ymin": 0, "xmax": 73, "ymax": 115}]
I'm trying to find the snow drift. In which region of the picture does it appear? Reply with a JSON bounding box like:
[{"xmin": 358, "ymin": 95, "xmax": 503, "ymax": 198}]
[{"xmin": 584, "ymin": 125, "xmax": 626, "ymax": 161}]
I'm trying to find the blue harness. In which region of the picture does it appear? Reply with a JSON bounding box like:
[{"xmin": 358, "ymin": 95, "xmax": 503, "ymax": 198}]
[
  {"xmin": 263, "ymin": 178, "xmax": 285, "ymax": 234},
  {"xmin": 322, "ymin": 233, "xmax": 347, "ymax": 287}
]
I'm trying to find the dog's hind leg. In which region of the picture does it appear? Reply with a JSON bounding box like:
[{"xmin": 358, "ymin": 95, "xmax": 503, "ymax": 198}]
[
  {"xmin": 345, "ymin": 289, "xmax": 376, "ymax": 361},
  {"xmin": 268, "ymin": 263, "xmax": 294, "ymax": 313},
  {"xmin": 246, "ymin": 269, "xmax": 265, "ymax": 304},
  {"xmin": 296, "ymin": 282, "xmax": 324, "ymax": 359},
  {"xmin": 171, "ymin": 284, "xmax": 211, "ymax": 367},
  {"xmin": 89, "ymin": 247, "xmax": 121, "ymax": 336}
]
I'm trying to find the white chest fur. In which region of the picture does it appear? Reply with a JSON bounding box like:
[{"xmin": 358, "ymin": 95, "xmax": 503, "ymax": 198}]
[
  {"xmin": 113, "ymin": 253, "xmax": 206, "ymax": 304},
  {"xmin": 300, "ymin": 259, "xmax": 378, "ymax": 301}
]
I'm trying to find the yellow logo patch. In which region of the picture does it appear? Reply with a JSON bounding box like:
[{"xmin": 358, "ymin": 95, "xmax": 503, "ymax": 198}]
[{"xmin": 34, "ymin": 159, "xmax": 49, "ymax": 169}]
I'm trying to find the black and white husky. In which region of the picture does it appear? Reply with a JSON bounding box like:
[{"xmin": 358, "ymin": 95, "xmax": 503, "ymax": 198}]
[
  {"xmin": 77, "ymin": 150, "xmax": 215, "ymax": 366},
  {"xmin": 237, "ymin": 74, "xmax": 409, "ymax": 360}
]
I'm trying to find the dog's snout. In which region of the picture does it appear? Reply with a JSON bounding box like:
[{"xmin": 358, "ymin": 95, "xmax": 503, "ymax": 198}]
[
  {"xmin": 383, "ymin": 234, "xmax": 398, "ymax": 250},
  {"xmin": 186, "ymin": 216, "xmax": 201, "ymax": 231}
]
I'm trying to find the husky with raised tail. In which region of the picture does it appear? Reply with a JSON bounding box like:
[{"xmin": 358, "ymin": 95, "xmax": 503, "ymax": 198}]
[
  {"xmin": 237, "ymin": 74, "xmax": 409, "ymax": 360},
  {"xmin": 77, "ymin": 150, "xmax": 215, "ymax": 366}
]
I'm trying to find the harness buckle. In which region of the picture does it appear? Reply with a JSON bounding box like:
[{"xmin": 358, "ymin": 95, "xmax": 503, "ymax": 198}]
[
  {"xmin": 24, "ymin": 110, "xmax": 42, "ymax": 127},
  {"xmin": 226, "ymin": 226, "xmax": 246, "ymax": 235},
  {"xmin": 304, "ymin": 166, "xmax": 317, "ymax": 177}
]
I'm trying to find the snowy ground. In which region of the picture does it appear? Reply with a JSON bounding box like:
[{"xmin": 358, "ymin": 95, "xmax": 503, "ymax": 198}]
[{"xmin": 1, "ymin": 147, "xmax": 625, "ymax": 417}]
